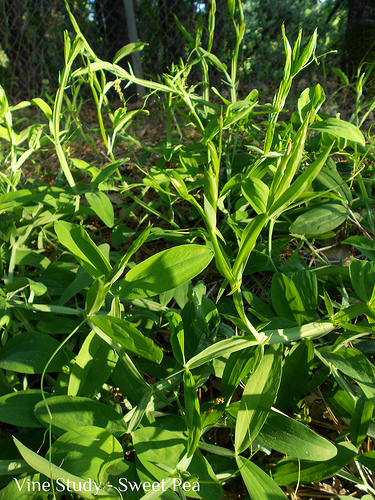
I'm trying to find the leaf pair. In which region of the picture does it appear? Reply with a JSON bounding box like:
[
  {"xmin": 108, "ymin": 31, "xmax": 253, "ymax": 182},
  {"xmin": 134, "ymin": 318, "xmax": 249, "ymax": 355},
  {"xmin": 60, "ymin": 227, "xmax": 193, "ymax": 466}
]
[{"xmin": 54, "ymin": 220, "xmax": 214, "ymax": 365}]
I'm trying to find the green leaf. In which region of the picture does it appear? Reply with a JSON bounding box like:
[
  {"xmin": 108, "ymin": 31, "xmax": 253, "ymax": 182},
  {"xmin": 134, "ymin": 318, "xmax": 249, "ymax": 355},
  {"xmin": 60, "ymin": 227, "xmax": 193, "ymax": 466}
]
[
  {"xmin": 50, "ymin": 425, "xmax": 123, "ymax": 482},
  {"xmin": 187, "ymin": 450, "xmax": 223, "ymax": 500},
  {"xmin": 292, "ymin": 28, "xmax": 317, "ymax": 75},
  {"xmin": 31, "ymin": 98, "xmax": 52, "ymax": 120},
  {"xmin": 276, "ymin": 339, "xmax": 314, "ymax": 411},
  {"xmin": 269, "ymin": 143, "xmax": 333, "ymax": 216},
  {"xmin": 324, "ymin": 383, "xmax": 355, "ymax": 420},
  {"xmin": 89, "ymin": 315, "xmax": 163, "ymax": 364},
  {"xmin": 0, "ymin": 460, "xmax": 30, "ymax": 476},
  {"xmin": 85, "ymin": 276, "xmax": 111, "ymax": 316},
  {"xmin": 314, "ymin": 159, "xmax": 352, "ymax": 204},
  {"xmin": 127, "ymin": 391, "xmax": 153, "ymax": 434},
  {"xmin": 0, "ymin": 84, "xmax": 9, "ymax": 120},
  {"xmin": 91, "ymin": 161, "xmax": 122, "ymax": 190},
  {"xmin": 222, "ymin": 100, "xmax": 256, "ymax": 129},
  {"xmin": 322, "ymin": 347, "xmax": 375, "ymax": 387},
  {"xmin": 272, "ymin": 441, "xmax": 357, "ymax": 485},
  {"xmin": 271, "ymin": 273, "xmax": 309, "ymax": 325},
  {"xmin": 333, "ymin": 303, "xmax": 369, "ymax": 324},
  {"xmin": 133, "ymin": 423, "xmax": 221, "ymax": 500},
  {"xmin": 132, "ymin": 426, "xmax": 186, "ymax": 482},
  {"xmin": 292, "ymin": 269, "xmax": 319, "ymax": 314},
  {"xmin": 168, "ymin": 169, "xmax": 196, "ymax": 201},
  {"xmin": 167, "ymin": 312, "xmax": 185, "ymax": 366},
  {"xmin": 350, "ymin": 391, "xmax": 374, "ymax": 448},
  {"xmin": 13, "ymin": 438, "xmax": 116, "ymax": 499},
  {"xmin": 70, "ymin": 158, "xmax": 95, "ymax": 173},
  {"xmin": 227, "ymin": 0, "xmax": 235, "ymax": 18},
  {"xmin": 104, "ymin": 460, "xmax": 140, "ymax": 500},
  {"xmin": 203, "ymin": 194, "xmax": 217, "ymax": 233},
  {"xmin": 349, "ymin": 258, "xmax": 375, "ymax": 304},
  {"xmin": 235, "ymin": 345, "xmax": 282, "ymax": 453},
  {"xmin": 310, "ymin": 118, "xmax": 365, "ymax": 146},
  {"xmin": 0, "ymin": 390, "xmax": 46, "ymax": 428},
  {"xmin": 112, "ymin": 351, "xmax": 150, "ymax": 404},
  {"xmin": 321, "ymin": 347, "xmax": 375, "ymax": 404},
  {"xmin": 232, "ymin": 213, "xmax": 268, "ymax": 281},
  {"xmin": 241, "ymin": 177, "xmax": 269, "ymax": 215},
  {"xmin": 58, "ymin": 267, "xmax": 93, "ymax": 306},
  {"xmin": 268, "ymin": 116, "xmax": 309, "ymax": 206},
  {"xmin": 332, "ymin": 67, "xmax": 350, "ymax": 86},
  {"xmin": 28, "ymin": 124, "xmax": 44, "ymax": 151},
  {"xmin": 203, "ymin": 50, "xmax": 227, "ymax": 73},
  {"xmin": 289, "ymin": 202, "xmax": 348, "ymax": 236},
  {"xmin": 112, "ymin": 42, "xmax": 146, "ymax": 64},
  {"xmin": 258, "ymin": 409, "xmax": 337, "ymax": 460},
  {"xmin": 106, "ymin": 224, "xmax": 151, "ymax": 285},
  {"xmin": 67, "ymin": 34, "xmax": 84, "ymax": 62},
  {"xmin": 343, "ymin": 236, "xmax": 375, "ymax": 261},
  {"xmin": 68, "ymin": 331, "xmax": 118, "ymax": 398},
  {"xmin": 118, "ymin": 244, "xmax": 213, "ymax": 300},
  {"xmin": 5, "ymin": 277, "xmax": 47, "ymax": 296},
  {"xmin": 33, "ymin": 395, "xmax": 127, "ymax": 437},
  {"xmin": 356, "ymin": 450, "xmax": 375, "ymax": 472},
  {"xmin": 236, "ymin": 455, "xmax": 287, "ymax": 500},
  {"xmin": 184, "ymin": 369, "xmax": 201, "ymax": 457},
  {"xmin": 0, "ymin": 332, "xmax": 69, "ymax": 374},
  {"xmin": 85, "ymin": 191, "xmax": 114, "ymax": 228},
  {"xmin": 113, "ymin": 108, "xmax": 146, "ymax": 134},
  {"xmin": 221, "ymin": 346, "xmax": 261, "ymax": 398},
  {"xmin": 0, "ymin": 473, "xmax": 47, "ymax": 500},
  {"xmin": 54, "ymin": 221, "xmax": 111, "ymax": 279},
  {"xmin": 298, "ymin": 84, "xmax": 325, "ymax": 122}
]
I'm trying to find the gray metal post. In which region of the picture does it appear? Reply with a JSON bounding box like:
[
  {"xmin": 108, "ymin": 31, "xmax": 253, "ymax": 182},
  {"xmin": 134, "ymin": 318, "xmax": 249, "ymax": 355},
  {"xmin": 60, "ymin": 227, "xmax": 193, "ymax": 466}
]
[{"xmin": 122, "ymin": 0, "xmax": 146, "ymax": 98}]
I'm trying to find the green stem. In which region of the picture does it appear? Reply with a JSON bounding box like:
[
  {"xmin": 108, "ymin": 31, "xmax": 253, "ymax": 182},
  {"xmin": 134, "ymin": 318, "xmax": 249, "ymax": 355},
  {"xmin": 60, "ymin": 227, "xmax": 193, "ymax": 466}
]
[
  {"xmin": 229, "ymin": 0, "xmax": 245, "ymax": 103},
  {"xmin": 232, "ymin": 288, "xmax": 265, "ymax": 342},
  {"xmin": 268, "ymin": 218, "xmax": 278, "ymax": 273},
  {"xmin": 52, "ymin": 59, "xmax": 77, "ymax": 189},
  {"xmin": 166, "ymin": 93, "xmax": 173, "ymax": 148}
]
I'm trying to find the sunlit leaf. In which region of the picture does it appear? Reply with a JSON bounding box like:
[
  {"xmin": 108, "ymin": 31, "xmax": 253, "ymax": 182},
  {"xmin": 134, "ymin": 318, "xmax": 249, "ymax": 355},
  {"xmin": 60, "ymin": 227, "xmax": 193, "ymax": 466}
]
[
  {"xmin": 85, "ymin": 191, "xmax": 114, "ymax": 228},
  {"xmin": 235, "ymin": 345, "xmax": 282, "ymax": 453},
  {"xmin": 34, "ymin": 395, "xmax": 127, "ymax": 437},
  {"xmin": 119, "ymin": 244, "xmax": 213, "ymax": 299},
  {"xmin": 310, "ymin": 118, "xmax": 365, "ymax": 146},
  {"xmin": 237, "ymin": 455, "xmax": 287, "ymax": 500},
  {"xmin": 272, "ymin": 442, "xmax": 357, "ymax": 485},
  {"xmin": 89, "ymin": 315, "xmax": 163, "ymax": 364},
  {"xmin": 290, "ymin": 202, "xmax": 348, "ymax": 237},
  {"xmin": 54, "ymin": 221, "xmax": 111, "ymax": 279},
  {"xmin": 13, "ymin": 438, "xmax": 116, "ymax": 499},
  {"xmin": 184, "ymin": 369, "xmax": 201, "ymax": 457}
]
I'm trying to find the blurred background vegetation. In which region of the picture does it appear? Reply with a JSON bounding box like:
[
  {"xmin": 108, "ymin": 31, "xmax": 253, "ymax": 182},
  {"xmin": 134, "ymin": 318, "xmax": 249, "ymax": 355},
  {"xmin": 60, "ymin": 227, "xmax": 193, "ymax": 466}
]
[{"xmin": 0, "ymin": 0, "xmax": 374, "ymax": 102}]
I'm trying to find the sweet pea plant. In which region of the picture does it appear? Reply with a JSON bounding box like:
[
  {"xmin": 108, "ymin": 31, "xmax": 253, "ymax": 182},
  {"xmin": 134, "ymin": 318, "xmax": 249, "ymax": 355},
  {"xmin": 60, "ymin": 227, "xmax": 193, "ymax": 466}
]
[{"xmin": 1, "ymin": 1, "xmax": 375, "ymax": 499}]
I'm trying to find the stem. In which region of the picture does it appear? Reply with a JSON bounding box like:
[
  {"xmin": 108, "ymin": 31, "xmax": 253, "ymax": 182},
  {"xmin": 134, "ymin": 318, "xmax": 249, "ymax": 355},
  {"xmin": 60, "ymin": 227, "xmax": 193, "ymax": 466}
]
[
  {"xmin": 232, "ymin": 288, "xmax": 265, "ymax": 342},
  {"xmin": 52, "ymin": 60, "xmax": 77, "ymax": 189},
  {"xmin": 90, "ymin": 76, "xmax": 110, "ymax": 153},
  {"xmin": 166, "ymin": 93, "xmax": 173, "ymax": 148},
  {"xmin": 229, "ymin": 0, "xmax": 245, "ymax": 103},
  {"xmin": 268, "ymin": 218, "xmax": 278, "ymax": 273}
]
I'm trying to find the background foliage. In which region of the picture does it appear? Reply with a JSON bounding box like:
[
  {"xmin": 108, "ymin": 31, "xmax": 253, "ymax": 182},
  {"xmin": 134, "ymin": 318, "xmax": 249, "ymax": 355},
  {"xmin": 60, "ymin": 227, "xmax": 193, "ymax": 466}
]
[{"xmin": 0, "ymin": 0, "xmax": 353, "ymax": 101}]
